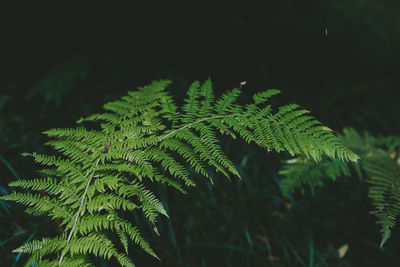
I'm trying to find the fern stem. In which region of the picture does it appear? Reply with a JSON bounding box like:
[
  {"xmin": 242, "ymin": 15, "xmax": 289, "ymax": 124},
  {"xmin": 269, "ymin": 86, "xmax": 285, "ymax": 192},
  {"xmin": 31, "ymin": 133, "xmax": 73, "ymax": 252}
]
[
  {"xmin": 145, "ymin": 114, "xmax": 236, "ymax": 152},
  {"xmin": 58, "ymin": 153, "xmax": 104, "ymax": 266}
]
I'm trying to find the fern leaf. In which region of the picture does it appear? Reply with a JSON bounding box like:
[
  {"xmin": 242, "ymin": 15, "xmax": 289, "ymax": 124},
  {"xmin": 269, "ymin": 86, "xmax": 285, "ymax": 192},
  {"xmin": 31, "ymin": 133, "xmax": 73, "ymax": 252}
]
[
  {"xmin": 182, "ymin": 80, "xmax": 201, "ymax": 122},
  {"xmin": 199, "ymin": 78, "xmax": 214, "ymax": 116},
  {"xmin": 364, "ymin": 153, "xmax": 400, "ymax": 247},
  {"xmin": 1, "ymin": 78, "xmax": 358, "ymax": 266}
]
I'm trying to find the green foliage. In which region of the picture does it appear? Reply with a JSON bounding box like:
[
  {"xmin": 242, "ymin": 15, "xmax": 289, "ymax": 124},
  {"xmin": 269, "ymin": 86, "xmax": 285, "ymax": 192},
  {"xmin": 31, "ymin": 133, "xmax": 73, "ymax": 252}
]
[
  {"xmin": 279, "ymin": 128, "xmax": 400, "ymax": 247},
  {"xmin": 365, "ymin": 150, "xmax": 400, "ymax": 248},
  {"xmin": 0, "ymin": 79, "xmax": 356, "ymax": 266}
]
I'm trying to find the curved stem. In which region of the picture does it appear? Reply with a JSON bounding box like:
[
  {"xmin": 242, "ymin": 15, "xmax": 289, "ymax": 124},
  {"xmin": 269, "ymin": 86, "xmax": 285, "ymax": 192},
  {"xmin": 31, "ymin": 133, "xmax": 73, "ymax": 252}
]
[
  {"xmin": 58, "ymin": 154, "xmax": 103, "ymax": 266},
  {"xmin": 144, "ymin": 114, "xmax": 239, "ymax": 153}
]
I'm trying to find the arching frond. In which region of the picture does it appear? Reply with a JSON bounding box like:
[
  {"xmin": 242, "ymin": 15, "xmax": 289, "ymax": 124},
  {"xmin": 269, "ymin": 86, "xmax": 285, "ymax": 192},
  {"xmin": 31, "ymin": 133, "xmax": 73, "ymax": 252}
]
[{"xmin": 1, "ymin": 79, "xmax": 357, "ymax": 265}]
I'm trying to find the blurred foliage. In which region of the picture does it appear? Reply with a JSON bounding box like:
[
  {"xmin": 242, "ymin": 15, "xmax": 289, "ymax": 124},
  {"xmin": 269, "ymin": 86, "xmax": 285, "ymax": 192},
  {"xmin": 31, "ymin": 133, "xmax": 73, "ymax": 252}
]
[
  {"xmin": 280, "ymin": 128, "xmax": 400, "ymax": 248},
  {"xmin": 1, "ymin": 0, "xmax": 400, "ymax": 266}
]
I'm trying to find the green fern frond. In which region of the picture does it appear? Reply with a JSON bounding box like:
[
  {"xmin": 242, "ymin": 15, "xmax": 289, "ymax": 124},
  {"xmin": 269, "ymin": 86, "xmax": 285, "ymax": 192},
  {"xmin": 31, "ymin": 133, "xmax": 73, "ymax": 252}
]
[
  {"xmin": 364, "ymin": 152, "xmax": 400, "ymax": 247},
  {"xmin": 14, "ymin": 235, "xmax": 67, "ymax": 260},
  {"xmin": 160, "ymin": 138, "xmax": 211, "ymax": 179},
  {"xmin": 66, "ymin": 233, "xmax": 136, "ymax": 265},
  {"xmin": 182, "ymin": 80, "xmax": 201, "ymax": 122},
  {"xmin": 3, "ymin": 192, "xmax": 74, "ymax": 221},
  {"xmin": 1, "ymin": 79, "xmax": 357, "ymax": 266},
  {"xmin": 199, "ymin": 78, "xmax": 214, "ymax": 116},
  {"xmin": 253, "ymin": 89, "xmax": 281, "ymax": 104},
  {"xmin": 214, "ymin": 88, "xmax": 241, "ymax": 115},
  {"xmin": 9, "ymin": 177, "xmax": 61, "ymax": 194}
]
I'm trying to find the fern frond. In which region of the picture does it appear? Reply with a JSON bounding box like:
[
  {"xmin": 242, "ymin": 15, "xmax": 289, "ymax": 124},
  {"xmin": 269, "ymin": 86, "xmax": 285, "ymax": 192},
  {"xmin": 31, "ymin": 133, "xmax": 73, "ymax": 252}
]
[
  {"xmin": 214, "ymin": 88, "xmax": 241, "ymax": 115},
  {"xmin": 118, "ymin": 182, "xmax": 169, "ymax": 223},
  {"xmin": 118, "ymin": 230, "xmax": 129, "ymax": 254},
  {"xmin": 160, "ymin": 138, "xmax": 211, "ymax": 179},
  {"xmin": 66, "ymin": 233, "xmax": 136, "ymax": 266},
  {"xmin": 252, "ymin": 89, "xmax": 281, "ymax": 104},
  {"xmin": 13, "ymin": 235, "xmax": 67, "ymax": 260},
  {"xmin": 1, "ymin": 78, "xmax": 358, "ymax": 266},
  {"xmin": 199, "ymin": 78, "xmax": 214, "ymax": 116},
  {"xmin": 364, "ymin": 152, "xmax": 400, "ymax": 247},
  {"xmin": 145, "ymin": 147, "xmax": 194, "ymax": 186},
  {"xmin": 3, "ymin": 192, "xmax": 74, "ymax": 221},
  {"xmin": 26, "ymin": 153, "xmax": 90, "ymax": 182},
  {"xmin": 9, "ymin": 177, "xmax": 61, "ymax": 194},
  {"xmin": 85, "ymin": 193, "xmax": 138, "ymax": 213},
  {"xmin": 73, "ymin": 213, "xmax": 156, "ymax": 259}
]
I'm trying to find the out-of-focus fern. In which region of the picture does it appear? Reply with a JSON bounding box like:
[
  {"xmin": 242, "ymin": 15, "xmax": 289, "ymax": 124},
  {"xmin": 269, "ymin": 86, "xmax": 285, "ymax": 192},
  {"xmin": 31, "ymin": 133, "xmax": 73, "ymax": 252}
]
[
  {"xmin": 279, "ymin": 128, "xmax": 367, "ymax": 196},
  {"xmin": 1, "ymin": 79, "xmax": 357, "ymax": 266},
  {"xmin": 279, "ymin": 127, "xmax": 400, "ymax": 247},
  {"xmin": 364, "ymin": 150, "xmax": 400, "ymax": 247}
]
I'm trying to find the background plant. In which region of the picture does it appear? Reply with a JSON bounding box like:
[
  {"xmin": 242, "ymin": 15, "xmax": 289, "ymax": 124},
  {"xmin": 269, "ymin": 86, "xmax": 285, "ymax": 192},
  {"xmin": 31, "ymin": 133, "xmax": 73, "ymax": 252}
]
[{"xmin": 280, "ymin": 128, "xmax": 400, "ymax": 248}]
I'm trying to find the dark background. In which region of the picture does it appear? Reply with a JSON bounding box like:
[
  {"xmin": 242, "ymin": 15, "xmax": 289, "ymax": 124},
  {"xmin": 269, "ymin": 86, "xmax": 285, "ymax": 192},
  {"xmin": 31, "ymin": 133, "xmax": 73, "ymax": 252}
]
[{"xmin": 1, "ymin": 1, "xmax": 400, "ymax": 266}]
